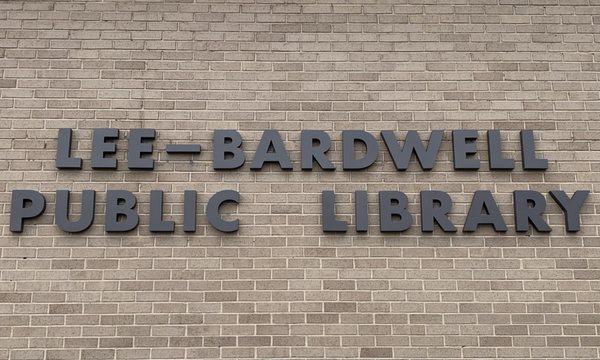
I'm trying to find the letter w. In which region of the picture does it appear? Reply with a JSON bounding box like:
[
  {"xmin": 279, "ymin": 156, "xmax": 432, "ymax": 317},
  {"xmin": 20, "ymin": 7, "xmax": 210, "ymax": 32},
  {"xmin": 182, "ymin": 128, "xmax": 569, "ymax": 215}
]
[{"xmin": 381, "ymin": 130, "xmax": 443, "ymax": 171}]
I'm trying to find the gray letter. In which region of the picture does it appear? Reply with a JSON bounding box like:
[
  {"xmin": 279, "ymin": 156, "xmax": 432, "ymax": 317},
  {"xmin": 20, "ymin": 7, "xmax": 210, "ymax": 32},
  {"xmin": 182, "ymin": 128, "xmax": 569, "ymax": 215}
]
[
  {"xmin": 487, "ymin": 130, "xmax": 514, "ymax": 170},
  {"xmin": 56, "ymin": 128, "xmax": 82, "ymax": 169},
  {"xmin": 322, "ymin": 191, "xmax": 347, "ymax": 232},
  {"xmin": 250, "ymin": 130, "xmax": 292, "ymax": 170},
  {"xmin": 342, "ymin": 130, "xmax": 378, "ymax": 170},
  {"xmin": 550, "ymin": 190, "xmax": 589, "ymax": 232},
  {"xmin": 301, "ymin": 130, "xmax": 335, "ymax": 171},
  {"xmin": 355, "ymin": 191, "xmax": 368, "ymax": 232},
  {"xmin": 149, "ymin": 190, "xmax": 174, "ymax": 232},
  {"xmin": 207, "ymin": 190, "xmax": 239, "ymax": 232},
  {"xmin": 463, "ymin": 190, "xmax": 507, "ymax": 232},
  {"xmin": 128, "ymin": 128, "xmax": 155, "ymax": 170},
  {"xmin": 521, "ymin": 130, "xmax": 548, "ymax": 170},
  {"xmin": 105, "ymin": 190, "xmax": 138, "ymax": 232},
  {"xmin": 91, "ymin": 128, "xmax": 118, "ymax": 169},
  {"xmin": 420, "ymin": 190, "xmax": 456, "ymax": 232},
  {"xmin": 213, "ymin": 130, "xmax": 245, "ymax": 170},
  {"xmin": 184, "ymin": 190, "xmax": 197, "ymax": 233},
  {"xmin": 379, "ymin": 191, "xmax": 412, "ymax": 232},
  {"xmin": 381, "ymin": 130, "xmax": 443, "ymax": 171},
  {"xmin": 514, "ymin": 190, "xmax": 551, "ymax": 232},
  {"xmin": 452, "ymin": 130, "xmax": 479, "ymax": 170},
  {"xmin": 10, "ymin": 190, "xmax": 46, "ymax": 233},
  {"xmin": 55, "ymin": 190, "xmax": 95, "ymax": 233}
]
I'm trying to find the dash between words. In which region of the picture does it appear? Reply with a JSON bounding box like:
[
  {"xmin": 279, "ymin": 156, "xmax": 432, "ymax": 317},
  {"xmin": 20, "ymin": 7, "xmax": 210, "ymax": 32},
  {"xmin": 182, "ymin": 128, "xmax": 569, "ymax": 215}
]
[{"xmin": 9, "ymin": 128, "xmax": 590, "ymax": 234}]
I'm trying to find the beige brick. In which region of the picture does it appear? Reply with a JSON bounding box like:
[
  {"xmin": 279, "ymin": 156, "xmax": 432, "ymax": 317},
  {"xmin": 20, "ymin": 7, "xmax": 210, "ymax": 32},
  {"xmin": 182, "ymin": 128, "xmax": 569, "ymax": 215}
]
[{"xmin": 0, "ymin": 1, "xmax": 599, "ymax": 359}]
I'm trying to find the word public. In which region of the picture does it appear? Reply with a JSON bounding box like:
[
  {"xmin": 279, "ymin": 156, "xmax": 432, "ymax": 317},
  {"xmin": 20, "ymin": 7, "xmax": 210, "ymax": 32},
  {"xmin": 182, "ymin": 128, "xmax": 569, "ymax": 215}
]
[{"xmin": 9, "ymin": 128, "xmax": 589, "ymax": 234}]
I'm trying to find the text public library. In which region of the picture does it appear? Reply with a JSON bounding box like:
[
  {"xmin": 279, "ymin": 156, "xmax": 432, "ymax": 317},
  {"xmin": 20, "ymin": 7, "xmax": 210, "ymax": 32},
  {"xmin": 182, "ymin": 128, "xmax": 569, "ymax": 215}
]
[{"xmin": 10, "ymin": 129, "xmax": 589, "ymax": 234}]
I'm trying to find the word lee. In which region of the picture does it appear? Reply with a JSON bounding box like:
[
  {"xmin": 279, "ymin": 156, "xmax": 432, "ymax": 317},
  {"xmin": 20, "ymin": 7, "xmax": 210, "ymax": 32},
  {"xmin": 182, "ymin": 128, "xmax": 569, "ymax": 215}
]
[
  {"xmin": 323, "ymin": 190, "xmax": 589, "ymax": 233},
  {"xmin": 10, "ymin": 190, "xmax": 239, "ymax": 234},
  {"xmin": 56, "ymin": 128, "xmax": 548, "ymax": 171}
]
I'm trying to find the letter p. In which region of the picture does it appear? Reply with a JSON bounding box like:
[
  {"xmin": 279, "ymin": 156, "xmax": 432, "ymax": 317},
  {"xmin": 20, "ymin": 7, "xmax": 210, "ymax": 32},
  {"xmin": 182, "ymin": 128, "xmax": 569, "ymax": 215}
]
[{"xmin": 10, "ymin": 190, "xmax": 46, "ymax": 232}]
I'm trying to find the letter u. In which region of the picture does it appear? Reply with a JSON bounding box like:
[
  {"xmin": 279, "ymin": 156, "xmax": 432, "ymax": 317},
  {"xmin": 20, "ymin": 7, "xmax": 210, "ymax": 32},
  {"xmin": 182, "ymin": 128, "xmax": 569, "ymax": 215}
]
[{"xmin": 55, "ymin": 190, "xmax": 96, "ymax": 233}]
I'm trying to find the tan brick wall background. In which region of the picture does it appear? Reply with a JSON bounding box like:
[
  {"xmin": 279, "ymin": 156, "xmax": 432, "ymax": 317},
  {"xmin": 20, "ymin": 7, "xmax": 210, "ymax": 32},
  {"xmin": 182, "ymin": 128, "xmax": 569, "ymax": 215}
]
[{"xmin": 1, "ymin": 0, "xmax": 600, "ymax": 359}]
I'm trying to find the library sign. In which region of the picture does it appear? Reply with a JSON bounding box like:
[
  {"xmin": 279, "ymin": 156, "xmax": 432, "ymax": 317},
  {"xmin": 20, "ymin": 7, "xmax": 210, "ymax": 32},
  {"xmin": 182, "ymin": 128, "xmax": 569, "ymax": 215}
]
[{"xmin": 10, "ymin": 129, "xmax": 589, "ymax": 234}]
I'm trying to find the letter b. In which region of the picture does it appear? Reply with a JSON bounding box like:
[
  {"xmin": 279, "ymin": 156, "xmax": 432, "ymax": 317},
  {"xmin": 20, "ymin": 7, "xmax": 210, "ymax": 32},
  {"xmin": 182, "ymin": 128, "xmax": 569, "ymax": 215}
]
[{"xmin": 105, "ymin": 190, "xmax": 139, "ymax": 232}]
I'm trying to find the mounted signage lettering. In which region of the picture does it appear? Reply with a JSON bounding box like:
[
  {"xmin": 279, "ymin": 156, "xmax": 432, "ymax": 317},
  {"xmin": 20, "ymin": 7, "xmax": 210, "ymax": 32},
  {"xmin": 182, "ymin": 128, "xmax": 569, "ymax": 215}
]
[{"xmin": 9, "ymin": 128, "xmax": 589, "ymax": 235}]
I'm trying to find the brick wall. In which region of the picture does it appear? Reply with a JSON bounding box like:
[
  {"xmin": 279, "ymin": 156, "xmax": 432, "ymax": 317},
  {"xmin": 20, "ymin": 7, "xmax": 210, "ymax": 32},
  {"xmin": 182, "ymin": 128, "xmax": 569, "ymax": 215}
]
[{"xmin": 1, "ymin": 1, "xmax": 599, "ymax": 359}]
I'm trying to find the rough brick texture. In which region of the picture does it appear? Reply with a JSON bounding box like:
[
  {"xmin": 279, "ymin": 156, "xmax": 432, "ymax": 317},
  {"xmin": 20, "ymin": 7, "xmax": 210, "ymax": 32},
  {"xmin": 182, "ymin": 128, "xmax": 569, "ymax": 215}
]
[{"xmin": 1, "ymin": 1, "xmax": 600, "ymax": 359}]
